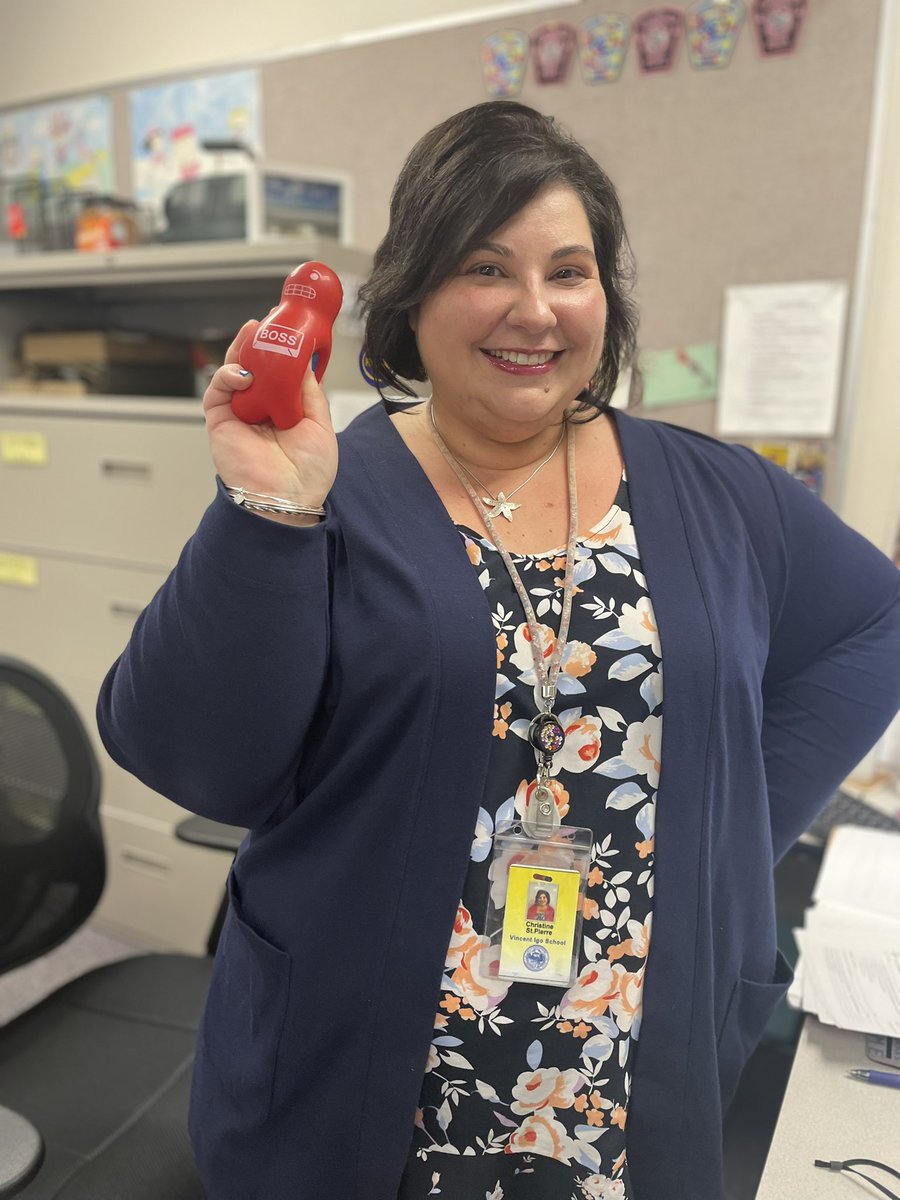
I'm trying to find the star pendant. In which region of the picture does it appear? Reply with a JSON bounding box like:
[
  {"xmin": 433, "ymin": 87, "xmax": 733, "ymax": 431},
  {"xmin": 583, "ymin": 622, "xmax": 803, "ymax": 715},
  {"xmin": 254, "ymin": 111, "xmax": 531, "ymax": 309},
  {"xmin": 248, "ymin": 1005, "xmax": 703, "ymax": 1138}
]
[{"xmin": 484, "ymin": 492, "xmax": 521, "ymax": 521}]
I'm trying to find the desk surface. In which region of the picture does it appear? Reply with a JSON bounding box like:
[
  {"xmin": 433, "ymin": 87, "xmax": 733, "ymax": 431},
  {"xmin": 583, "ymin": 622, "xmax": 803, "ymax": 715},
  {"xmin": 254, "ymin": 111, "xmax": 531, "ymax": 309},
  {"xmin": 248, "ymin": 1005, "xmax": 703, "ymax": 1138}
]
[{"xmin": 756, "ymin": 1018, "xmax": 900, "ymax": 1199}]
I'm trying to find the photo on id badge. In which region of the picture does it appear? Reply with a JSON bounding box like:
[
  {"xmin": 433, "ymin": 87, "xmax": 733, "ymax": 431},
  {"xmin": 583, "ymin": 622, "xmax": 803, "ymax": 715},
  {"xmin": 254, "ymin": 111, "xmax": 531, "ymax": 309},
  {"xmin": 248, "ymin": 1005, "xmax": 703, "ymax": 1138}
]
[{"xmin": 498, "ymin": 864, "xmax": 580, "ymax": 985}]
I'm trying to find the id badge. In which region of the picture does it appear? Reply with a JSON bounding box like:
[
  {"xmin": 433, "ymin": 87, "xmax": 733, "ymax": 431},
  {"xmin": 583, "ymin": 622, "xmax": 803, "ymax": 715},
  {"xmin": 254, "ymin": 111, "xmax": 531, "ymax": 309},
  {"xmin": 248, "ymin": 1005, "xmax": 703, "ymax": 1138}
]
[{"xmin": 485, "ymin": 821, "xmax": 592, "ymax": 987}]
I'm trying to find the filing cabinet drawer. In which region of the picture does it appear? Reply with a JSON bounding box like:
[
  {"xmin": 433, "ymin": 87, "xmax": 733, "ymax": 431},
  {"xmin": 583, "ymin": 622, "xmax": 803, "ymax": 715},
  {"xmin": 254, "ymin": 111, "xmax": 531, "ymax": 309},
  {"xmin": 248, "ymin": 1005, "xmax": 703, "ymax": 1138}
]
[
  {"xmin": 93, "ymin": 810, "xmax": 233, "ymax": 954},
  {"xmin": 0, "ymin": 409, "xmax": 214, "ymax": 565},
  {"xmin": 0, "ymin": 553, "xmax": 169, "ymax": 693}
]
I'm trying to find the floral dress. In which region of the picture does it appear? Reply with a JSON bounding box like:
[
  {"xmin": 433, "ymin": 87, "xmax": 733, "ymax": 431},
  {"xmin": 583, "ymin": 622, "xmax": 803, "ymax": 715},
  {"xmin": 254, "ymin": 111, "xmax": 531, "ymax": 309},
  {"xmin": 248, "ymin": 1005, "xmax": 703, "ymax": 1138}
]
[{"xmin": 398, "ymin": 476, "xmax": 662, "ymax": 1200}]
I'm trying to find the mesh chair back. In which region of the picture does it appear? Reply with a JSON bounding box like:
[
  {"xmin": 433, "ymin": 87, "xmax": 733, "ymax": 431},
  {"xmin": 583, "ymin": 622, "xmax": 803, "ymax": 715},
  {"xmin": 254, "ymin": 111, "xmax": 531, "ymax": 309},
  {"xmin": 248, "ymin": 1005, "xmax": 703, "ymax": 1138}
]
[{"xmin": 0, "ymin": 657, "xmax": 104, "ymax": 974}]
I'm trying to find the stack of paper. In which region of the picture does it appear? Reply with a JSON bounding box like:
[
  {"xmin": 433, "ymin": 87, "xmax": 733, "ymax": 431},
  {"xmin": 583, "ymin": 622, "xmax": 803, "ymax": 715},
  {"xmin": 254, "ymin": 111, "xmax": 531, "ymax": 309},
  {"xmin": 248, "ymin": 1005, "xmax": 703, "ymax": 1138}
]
[{"xmin": 788, "ymin": 825, "xmax": 900, "ymax": 1036}]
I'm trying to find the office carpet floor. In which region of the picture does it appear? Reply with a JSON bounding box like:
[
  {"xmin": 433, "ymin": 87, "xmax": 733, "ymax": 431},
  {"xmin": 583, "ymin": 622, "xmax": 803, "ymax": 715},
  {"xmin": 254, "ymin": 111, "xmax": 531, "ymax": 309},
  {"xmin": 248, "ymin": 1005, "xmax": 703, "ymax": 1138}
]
[{"xmin": 1, "ymin": 927, "xmax": 795, "ymax": 1198}]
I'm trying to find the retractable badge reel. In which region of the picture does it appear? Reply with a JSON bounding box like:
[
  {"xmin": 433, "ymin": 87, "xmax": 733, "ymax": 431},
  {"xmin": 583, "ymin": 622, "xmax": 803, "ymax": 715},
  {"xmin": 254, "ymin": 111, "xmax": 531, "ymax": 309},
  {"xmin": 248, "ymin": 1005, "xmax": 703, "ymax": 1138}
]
[
  {"xmin": 483, "ymin": 694, "xmax": 592, "ymax": 989},
  {"xmin": 232, "ymin": 260, "xmax": 343, "ymax": 430}
]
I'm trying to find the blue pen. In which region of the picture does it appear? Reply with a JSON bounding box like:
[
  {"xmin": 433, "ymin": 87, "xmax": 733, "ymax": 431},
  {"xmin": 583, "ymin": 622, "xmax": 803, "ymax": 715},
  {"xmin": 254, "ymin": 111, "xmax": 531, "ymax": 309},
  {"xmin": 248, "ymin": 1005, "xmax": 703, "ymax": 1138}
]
[{"xmin": 847, "ymin": 1069, "xmax": 900, "ymax": 1090}]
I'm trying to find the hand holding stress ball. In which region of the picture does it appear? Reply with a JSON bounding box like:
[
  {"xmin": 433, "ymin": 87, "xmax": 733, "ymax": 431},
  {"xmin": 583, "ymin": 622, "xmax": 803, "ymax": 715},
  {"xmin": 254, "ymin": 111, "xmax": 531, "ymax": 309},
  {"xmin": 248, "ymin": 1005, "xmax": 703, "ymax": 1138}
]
[{"xmin": 233, "ymin": 261, "xmax": 344, "ymax": 430}]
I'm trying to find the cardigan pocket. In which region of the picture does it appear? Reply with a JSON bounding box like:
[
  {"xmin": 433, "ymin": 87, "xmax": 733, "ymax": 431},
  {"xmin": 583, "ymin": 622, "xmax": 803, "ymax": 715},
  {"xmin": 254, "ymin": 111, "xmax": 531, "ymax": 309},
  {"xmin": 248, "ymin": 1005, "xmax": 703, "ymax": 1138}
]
[
  {"xmin": 196, "ymin": 872, "xmax": 291, "ymax": 1128},
  {"xmin": 715, "ymin": 949, "xmax": 793, "ymax": 1112}
]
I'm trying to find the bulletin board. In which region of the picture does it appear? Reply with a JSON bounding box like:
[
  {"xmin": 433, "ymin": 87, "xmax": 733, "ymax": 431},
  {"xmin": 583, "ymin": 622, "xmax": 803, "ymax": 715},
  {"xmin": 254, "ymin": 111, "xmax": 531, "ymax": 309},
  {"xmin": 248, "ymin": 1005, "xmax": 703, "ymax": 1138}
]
[{"xmin": 256, "ymin": 0, "xmax": 881, "ymax": 487}]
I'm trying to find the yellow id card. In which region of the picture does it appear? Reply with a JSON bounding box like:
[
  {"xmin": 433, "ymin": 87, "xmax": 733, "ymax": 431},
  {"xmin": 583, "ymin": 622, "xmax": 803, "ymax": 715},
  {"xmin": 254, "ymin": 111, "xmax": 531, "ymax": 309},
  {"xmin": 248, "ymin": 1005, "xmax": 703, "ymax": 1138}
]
[{"xmin": 498, "ymin": 863, "xmax": 581, "ymax": 985}]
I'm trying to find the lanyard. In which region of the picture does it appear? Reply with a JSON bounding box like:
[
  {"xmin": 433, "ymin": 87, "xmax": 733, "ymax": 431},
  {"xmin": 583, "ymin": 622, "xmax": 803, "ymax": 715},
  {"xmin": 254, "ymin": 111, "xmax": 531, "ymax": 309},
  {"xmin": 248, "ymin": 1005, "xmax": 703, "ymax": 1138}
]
[
  {"xmin": 815, "ymin": 1158, "xmax": 900, "ymax": 1200},
  {"xmin": 428, "ymin": 401, "xmax": 578, "ymax": 837}
]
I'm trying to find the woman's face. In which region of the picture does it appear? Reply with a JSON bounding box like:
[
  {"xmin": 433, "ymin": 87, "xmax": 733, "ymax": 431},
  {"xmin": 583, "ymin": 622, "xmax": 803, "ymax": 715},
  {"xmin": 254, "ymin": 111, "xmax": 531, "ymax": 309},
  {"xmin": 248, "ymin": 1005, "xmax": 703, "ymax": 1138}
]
[
  {"xmin": 410, "ymin": 183, "xmax": 607, "ymax": 440},
  {"xmin": 535, "ymin": 891, "xmax": 550, "ymax": 907}
]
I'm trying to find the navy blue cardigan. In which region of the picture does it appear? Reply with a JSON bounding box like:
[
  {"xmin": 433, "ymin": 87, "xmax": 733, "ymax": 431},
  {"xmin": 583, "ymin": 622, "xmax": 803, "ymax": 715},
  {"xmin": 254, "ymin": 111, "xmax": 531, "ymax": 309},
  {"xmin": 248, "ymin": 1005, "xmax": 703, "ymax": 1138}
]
[{"xmin": 97, "ymin": 406, "xmax": 900, "ymax": 1199}]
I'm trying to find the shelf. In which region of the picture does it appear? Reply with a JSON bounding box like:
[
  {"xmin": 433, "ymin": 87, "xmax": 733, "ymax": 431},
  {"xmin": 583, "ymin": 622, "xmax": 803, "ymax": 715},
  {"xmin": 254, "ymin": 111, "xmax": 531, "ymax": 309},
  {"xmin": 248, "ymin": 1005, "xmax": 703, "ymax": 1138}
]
[{"xmin": 0, "ymin": 238, "xmax": 370, "ymax": 291}]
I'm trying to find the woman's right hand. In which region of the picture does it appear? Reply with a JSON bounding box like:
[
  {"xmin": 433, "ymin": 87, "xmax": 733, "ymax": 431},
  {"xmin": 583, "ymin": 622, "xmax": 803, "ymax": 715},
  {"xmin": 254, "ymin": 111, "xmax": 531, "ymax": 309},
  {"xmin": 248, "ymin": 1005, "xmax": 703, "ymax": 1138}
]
[{"xmin": 202, "ymin": 320, "xmax": 338, "ymax": 513}]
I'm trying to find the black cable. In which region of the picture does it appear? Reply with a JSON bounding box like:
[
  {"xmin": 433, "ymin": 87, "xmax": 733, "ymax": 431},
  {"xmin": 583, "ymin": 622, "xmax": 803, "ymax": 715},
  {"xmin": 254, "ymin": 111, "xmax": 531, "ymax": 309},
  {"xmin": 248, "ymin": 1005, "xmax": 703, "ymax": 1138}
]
[{"xmin": 814, "ymin": 1157, "xmax": 900, "ymax": 1200}]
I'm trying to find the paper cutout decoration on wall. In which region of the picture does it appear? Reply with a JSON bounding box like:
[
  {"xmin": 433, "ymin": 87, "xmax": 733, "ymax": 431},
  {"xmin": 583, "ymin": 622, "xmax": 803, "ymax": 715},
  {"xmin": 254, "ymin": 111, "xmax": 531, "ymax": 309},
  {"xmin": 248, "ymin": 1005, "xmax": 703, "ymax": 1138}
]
[
  {"xmin": 751, "ymin": 0, "xmax": 807, "ymax": 56},
  {"xmin": 531, "ymin": 23, "xmax": 579, "ymax": 84},
  {"xmin": 686, "ymin": 0, "xmax": 746, "ymax": 69},
  {"xmin": 633, "ymin": 8, "xmax": 685, "ymax": 73},
  {"xmin": 481, "ymin": 31, "xmax": 530, "ymax": 97},
  {"xmin": 579, "ymin": 15, "xmax": 631, "ymax": 84}
]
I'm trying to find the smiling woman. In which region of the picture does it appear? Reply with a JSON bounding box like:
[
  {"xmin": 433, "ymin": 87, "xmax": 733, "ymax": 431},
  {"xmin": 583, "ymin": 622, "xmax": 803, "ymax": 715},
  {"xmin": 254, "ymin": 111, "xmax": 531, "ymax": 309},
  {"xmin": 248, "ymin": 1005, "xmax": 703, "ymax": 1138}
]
[{"xmin": 96, "ymin": 100, "xmax": 900, "ymax": 1200}]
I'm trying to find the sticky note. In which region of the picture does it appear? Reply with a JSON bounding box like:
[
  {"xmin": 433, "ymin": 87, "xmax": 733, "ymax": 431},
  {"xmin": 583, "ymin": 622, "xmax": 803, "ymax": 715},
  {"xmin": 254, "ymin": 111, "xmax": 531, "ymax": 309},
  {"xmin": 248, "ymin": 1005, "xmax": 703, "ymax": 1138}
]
[
  {"xmin": 0, "ymin": 554, "xmax": 39, "ymax": 588},
  {"xmin": 1, "ymin": 432, "xmax": 48, "ymax": 466}
]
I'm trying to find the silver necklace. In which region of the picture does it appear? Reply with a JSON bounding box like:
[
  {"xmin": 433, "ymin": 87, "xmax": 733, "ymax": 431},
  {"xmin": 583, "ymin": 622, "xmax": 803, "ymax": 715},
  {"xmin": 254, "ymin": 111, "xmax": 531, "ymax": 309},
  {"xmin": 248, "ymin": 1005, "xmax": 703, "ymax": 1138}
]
[
  {"xmin": 428, "ymin": 399, "xmax": 578, "ymax": 838},
  {"xmin": 428, "ymin": 404, "xmax": 565, "ymax": 522}
]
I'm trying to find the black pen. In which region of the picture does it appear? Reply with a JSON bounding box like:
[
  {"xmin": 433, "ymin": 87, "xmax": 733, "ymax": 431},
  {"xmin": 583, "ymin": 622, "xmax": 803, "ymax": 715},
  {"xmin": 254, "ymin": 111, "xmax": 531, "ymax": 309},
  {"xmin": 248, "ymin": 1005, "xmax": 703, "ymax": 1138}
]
[{"xmin": 847, "ymin": 1069, "xmax": 900, "ymax": 1090}]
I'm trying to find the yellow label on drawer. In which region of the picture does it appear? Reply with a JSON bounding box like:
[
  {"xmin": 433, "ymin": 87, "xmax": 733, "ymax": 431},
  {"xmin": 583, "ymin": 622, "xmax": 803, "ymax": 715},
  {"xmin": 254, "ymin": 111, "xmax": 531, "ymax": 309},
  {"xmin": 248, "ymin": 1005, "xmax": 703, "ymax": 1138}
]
[
  {"xmin": 0, "ymin": 432, "xmax": 48, "ymax": 465},
  {"xmin": 0, "ymin": 553, "xmax": 39, "ymax": 587}
]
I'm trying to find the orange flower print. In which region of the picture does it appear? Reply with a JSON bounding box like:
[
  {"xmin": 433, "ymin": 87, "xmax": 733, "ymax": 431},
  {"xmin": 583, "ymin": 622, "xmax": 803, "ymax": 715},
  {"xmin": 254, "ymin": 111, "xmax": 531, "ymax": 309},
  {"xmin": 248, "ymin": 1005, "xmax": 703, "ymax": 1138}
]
[
  {"xmin": 509, "ymin": 622, "xmax": 556, "ymax": 674},
  {"xmin": 493, "ymin": 700, "xmax": 513, "ymax": 739},
  {"xmin": 560, "ymin": 641, "xmax": 597, "ymax": 679},
  {"xmin": 554, "ymin": 713, "xmax": 603, "ymax": 774},
  {"xmin": 588, "ymin": 867, "xmax": 605, "ymax": 887},
  {"xmin": 505, "ymin": 1113, "xmax": 574, "ymax": 1163},
  {"xmin": 451, "ymin": 935, "xmax": 509, "ymax": 1013},
  {"xmin": 459, "ymin": 1007, "xmax": 477, "ymax": 1021},
  {"xmin": 463, "ymin": 536, "xmax": 483, "ymax": 567},
  {"xmin": 510, "ymin": 1067, "xmax": 583, "ymax": 1115},
  {"xmin": 445, "ymin": 903, "xmax": 479, "ymax": 970},
  {"xmin": 572, "ymin": 1021, "xmax": 592, "ymax": 1038},
  {"xmin": 635, "ymin": 836, "xmax": 655, "ymax": 860},
  {"xmin": 606, "ymin": 914, "xmax": 651, "ymax": 965},
  {"xmin": 496, "ymin": 631, "xmax": 509, "ymax": 668},
  {"xmin": 608, "ymin": 964, "xmax": 645, "ymax": 1033},
  {"xmin": 440, "ymin": 993, "xmax": 461, "ymax": 1014},
  {"xmin": 582, "ymin": 504, "xmax": 635, "ymax": 550},
  {"xmin": 611, "ymin": 1105, "xmax": 627, "ymax": 1130},
  {"xmin": 559, "ymin": 960, "xmax": 620, "ymax": 1024},
  {"xmin": 581, "ymin": 1174, "xmax": 626, "ymax": 1199},
  {"xmin": 581, "ymin": 897, "xmax": 600, "ymax": 921}
]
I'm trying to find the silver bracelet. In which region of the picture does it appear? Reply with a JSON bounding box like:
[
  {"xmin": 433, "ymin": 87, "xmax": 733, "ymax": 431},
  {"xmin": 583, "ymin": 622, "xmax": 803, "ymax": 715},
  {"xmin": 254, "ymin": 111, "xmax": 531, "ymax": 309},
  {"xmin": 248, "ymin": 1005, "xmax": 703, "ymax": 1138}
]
[{"xmin": 225, "ymin": 485, "xmax": 326, "ymax": 518}]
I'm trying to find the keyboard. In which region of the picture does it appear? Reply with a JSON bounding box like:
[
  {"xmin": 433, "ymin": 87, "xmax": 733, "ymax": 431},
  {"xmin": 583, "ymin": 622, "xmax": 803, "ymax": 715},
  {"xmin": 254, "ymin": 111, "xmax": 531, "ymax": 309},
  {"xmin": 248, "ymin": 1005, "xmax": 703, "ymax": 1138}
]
[{"xmin": 805, "ymin": 787, "xmax": 900, "ymax": 845}]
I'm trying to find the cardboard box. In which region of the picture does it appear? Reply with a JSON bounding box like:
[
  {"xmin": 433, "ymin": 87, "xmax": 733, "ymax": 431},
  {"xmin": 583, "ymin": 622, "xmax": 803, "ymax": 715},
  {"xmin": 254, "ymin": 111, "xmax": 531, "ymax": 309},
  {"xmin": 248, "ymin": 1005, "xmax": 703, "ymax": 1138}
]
[{"xmin": 21, "ymin": 330, "xmax": 193, "ymax": 367}]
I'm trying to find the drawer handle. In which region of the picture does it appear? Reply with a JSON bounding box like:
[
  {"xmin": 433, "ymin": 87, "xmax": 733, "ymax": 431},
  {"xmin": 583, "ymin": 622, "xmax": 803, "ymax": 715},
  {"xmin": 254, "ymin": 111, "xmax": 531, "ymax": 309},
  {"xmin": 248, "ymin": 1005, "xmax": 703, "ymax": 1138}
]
[
  {"xmin": 109, "ymin": 601, "xmax": 146, "ymax": 620},
  {"xmin": 120, "ymin": 847, "xmax": 171, "ymax": 878},
  {"xmin": 101, "ymin": 460, "xmax": 152, "ymax": 480}
]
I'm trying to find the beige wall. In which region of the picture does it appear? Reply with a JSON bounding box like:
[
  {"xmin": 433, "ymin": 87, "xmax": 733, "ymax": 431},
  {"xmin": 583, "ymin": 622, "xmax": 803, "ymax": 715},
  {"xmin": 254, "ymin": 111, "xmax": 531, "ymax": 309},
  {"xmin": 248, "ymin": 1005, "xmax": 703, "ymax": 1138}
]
[{"xmin": 839, "ymin": 0, "xmax": 900, "ymax": 551}]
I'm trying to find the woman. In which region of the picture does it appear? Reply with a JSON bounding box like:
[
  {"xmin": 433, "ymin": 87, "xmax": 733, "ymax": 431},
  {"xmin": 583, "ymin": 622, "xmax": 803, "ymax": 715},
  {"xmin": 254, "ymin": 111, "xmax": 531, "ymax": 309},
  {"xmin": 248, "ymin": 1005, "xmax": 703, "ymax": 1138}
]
[
  {"xmin": 96, "ymin": 102, "xmax": 900, "ymax": 1200},
  {"xmin": 527, "ymin": 890, "xmax": 555, "ymax": 923}
]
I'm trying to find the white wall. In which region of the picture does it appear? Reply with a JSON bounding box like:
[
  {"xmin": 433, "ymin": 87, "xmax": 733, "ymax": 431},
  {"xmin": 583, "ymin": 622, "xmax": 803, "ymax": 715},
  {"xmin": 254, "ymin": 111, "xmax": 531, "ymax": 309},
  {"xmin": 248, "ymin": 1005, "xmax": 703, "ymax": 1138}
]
[
  {"xmin": 2, "ymin": 0, "xmax": 897, "ymax": 550},
  {"xmin": 839, "ymin": 0, "xmax": 900, "ymax": 551}
]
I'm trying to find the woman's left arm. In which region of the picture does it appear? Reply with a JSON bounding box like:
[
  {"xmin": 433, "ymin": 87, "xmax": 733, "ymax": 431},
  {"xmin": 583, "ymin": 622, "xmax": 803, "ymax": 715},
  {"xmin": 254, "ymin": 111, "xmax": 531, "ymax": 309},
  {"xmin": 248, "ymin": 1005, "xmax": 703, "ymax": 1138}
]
[{"xmin": 757, "ymin": 460, "xmax": 900, "ymax": 861}]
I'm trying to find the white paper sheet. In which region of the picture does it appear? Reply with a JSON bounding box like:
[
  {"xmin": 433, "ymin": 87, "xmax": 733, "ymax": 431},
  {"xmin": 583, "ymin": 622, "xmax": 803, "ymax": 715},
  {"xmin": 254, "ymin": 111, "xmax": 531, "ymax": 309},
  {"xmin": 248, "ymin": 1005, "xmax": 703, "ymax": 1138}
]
[
  {"xmin": 789, "ymin": 827, "xmax": 900, "ymax": 1034},
  {"xmin": 812, "ymin": 826, "xmax": 900, "ymax": 919},
  {"xmin": 717, "ymin": 281, "xmax": 848, "ymax": 436}
]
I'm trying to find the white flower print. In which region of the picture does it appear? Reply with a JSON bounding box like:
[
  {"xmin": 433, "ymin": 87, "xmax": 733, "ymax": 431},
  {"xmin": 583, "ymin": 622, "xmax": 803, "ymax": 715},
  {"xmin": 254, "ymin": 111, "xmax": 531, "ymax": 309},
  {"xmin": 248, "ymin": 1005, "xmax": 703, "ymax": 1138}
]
[
  {"xmin": 581, "ymin": 1175, "xmax": 626, "ymax": 1199},
  {"xmin": 616, "ymin": 597, "xmax": 661, "ymax": 656},
  {"xmin": 619, "ymin": 715, "xmax": 662, "ymax": 788}
]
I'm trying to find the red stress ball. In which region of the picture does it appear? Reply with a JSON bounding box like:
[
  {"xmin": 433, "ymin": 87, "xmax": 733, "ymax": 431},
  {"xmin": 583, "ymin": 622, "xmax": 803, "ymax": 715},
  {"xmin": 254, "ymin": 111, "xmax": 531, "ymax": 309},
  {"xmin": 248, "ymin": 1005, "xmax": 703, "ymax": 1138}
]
[{"xmin": 233, "ymin": 261, "xmax": 343, "ymax": 430}]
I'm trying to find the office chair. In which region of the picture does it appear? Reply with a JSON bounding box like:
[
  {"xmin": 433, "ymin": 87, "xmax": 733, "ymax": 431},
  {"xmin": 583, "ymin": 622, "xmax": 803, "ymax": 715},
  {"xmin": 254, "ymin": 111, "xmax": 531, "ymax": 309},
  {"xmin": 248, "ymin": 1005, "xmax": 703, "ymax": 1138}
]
[{"xmin": 0, "ymin": 657, "xmax": 226, "ymax": 1199}]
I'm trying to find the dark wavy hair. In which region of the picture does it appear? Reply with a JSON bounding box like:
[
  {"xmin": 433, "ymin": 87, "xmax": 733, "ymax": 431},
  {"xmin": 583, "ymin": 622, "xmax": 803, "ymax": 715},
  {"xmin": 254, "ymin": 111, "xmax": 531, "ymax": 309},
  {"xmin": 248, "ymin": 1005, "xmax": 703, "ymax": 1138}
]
[{"xmin": 358, "ymin": 101, "xmax": 638, "ymax": 417}]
